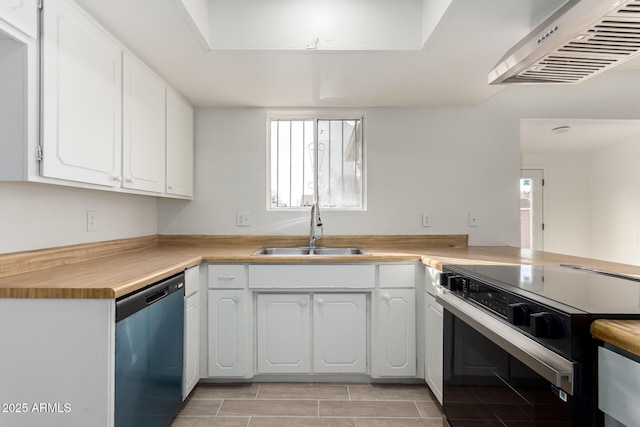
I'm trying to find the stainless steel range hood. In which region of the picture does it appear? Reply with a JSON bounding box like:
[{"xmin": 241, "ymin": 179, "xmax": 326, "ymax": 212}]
[{"xmin": 489, "ymin": 0, "xmax": 640, "ymax": 84}]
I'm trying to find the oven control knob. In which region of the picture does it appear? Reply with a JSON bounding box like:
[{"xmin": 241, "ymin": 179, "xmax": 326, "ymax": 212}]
[
  {"xmin": 530, "ymin": 312, "xmax": 557, "ymax": 338},
  {"xmin": 507, "ymin": 303, "xmax": 532, "ymax": 326},
  {"xmin": 448, "ymin": 275, "xmax": 463, "ymax": 292}
]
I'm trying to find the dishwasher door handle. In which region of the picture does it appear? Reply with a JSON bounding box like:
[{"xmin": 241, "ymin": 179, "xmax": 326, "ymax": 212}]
[{"xmin": 145, "ymin": 289, "xmax": 168, "ymax": 305}]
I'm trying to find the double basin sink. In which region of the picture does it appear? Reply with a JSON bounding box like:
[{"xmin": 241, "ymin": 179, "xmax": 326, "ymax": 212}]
[{"xmin": 252, "ymin": 247, "xmax": 370, "ymax": 256}]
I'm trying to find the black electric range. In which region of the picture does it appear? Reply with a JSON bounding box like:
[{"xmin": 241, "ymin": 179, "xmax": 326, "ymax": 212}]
[{"xmin": 439, "ymin": 263, "xmax": 640, "ymax": 426}]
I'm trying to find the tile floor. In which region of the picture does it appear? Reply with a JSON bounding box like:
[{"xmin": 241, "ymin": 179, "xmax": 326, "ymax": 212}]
[{"xmin": 170, "ymin": 383, "xmax": 449, "ymax": 427}]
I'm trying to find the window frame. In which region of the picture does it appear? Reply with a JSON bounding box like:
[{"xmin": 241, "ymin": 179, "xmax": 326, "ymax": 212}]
[{"xmin": 266, "ymin": 110, "xmax": 367, "ymax": 212}]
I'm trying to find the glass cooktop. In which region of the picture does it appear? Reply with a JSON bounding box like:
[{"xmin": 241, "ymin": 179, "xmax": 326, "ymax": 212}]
[{"xmin": 445, "ymin": 264, "xmax": 640, "ymax": 316}]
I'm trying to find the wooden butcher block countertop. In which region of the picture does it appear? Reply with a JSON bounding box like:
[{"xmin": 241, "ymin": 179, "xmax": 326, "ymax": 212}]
[
  {"xmin": 3, "ymin": 234, "xmax": 640, "ymax": 301},
  {"xmin": 591, "ymin": 320, "xmax": 640, "ymax": 358}
]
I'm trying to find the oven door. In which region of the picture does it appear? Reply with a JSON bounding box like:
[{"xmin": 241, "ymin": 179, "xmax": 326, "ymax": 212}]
[{"xmin": 438, "ymin": 292, "xmax": 586, "ymax": 427}]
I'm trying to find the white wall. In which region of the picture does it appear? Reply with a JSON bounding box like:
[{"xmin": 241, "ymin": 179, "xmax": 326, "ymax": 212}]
[
  {"xmin": 0, "ymin": 182, "xmax": 157, "ymax": 254},
  {"xmin": 158, "ymin": 70, "xmax": 640, "ymax": 248},
  {"xmin": 521, "ymin": 151, "xmax": 591, "ymax": 257},
  {"xmin": 158, "ymin": 106, "xmax": 521, "ymax": 245},
  {"xmin": 522, "ymin": 128, "xmax": 640, "ymax": 265},
  {"xmin": 590, "ymin": 141, "xmax": 640, "ymax": 265}
]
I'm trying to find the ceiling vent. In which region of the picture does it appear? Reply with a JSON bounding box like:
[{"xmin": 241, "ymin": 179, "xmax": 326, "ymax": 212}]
[{"xmin": 489, "ymin": 0, "xmax": 640, "ymax": 84}]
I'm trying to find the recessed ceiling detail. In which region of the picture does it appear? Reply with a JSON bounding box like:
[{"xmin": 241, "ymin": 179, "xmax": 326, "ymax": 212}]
[{"xmin": 175, "ymin": 0, "xmax": 452, "ymax": 51}]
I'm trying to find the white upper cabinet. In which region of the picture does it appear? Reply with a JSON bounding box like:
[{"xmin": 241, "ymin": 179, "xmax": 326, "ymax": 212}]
[
  {"xmin": 0, "ymin": 0, "xmax": 38, "ymax": 38},
  {"xmin": 0, "ymin": 19, "xmax": 38, "ymax": 182},
  {"xmin": 166, "ymin": 89, "xmax": 194, "ymax": 198},
  {"xmin": 122, "ymin": 52, "xmax": 166, "ymax": 193},
  {"xmin": 38, "ymin": 0, "xmax": 193, "ymax": 198},
  {"xmin": 41, "ymin": 0, "xmax": 123, "ymax": 187}
]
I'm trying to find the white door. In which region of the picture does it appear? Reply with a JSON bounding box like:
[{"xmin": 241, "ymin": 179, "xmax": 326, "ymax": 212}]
[
  {"xmin": 183, "ymin": 291, "xmax": 199, "ymax": 399},
  {"xmin": 166, "ymin": 89, "xmax": 194, "ymax": 197},
  {"xmin": 313, "ymin": 293, "xmax": 367, "ymax": 374},
  {"xmin": 520, "ymin": 169, "xmax": 544, "ymax": 251},
  {"xmin": 376, "ymin": 289, "xmax": 416, "ymax": 377},
  {"xmin": 41, "ymin": 0, "xmax": 122, "ymax": 187},
  {"xmin": 208, "ymin": 290, "xmax": 251, "ymax": 377},
  {"xmin": 424, "ymin": 292, "xmax": 443, "ymax": 404},
  {"xmin": 122, "ymin": 52, "xmax": 166, "ymax": 193},
  {"xmin": 257, "ymin": 294, "xmax": 311, "ymax": 374}
]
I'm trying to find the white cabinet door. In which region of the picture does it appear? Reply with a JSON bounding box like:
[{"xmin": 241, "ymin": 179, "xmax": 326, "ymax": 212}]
[
  {"xmin": 0, "ymin": 0, "xmax": 38, "ymax": 38},
  {"xmin": 257, "ymin": 294, "xmax": 311, "ymax": 374},
  {"xmin": 41, "ymin": 0, "xmax": 123, "ymax": 187},
  {"xmin": 122, "ymin": 52, "xmax": 166, "ymax": 193},
  {"xmin": 208, "ymin": 289, "xmax": 252, "ymax": 377},
  {"xmin": 425, "ymin": 291, "xmax": 443, "ymax": 404},
  {"xmin": 313, "ymin": 293, "xmax": 367, "ymax": 373},
  {"xmin": 183, "ymin": 291, "xmax": 199, "ymax": 399},
  {"xmin": 376, "ymin": 289, "xmax": 416, "ymax": 377},
  {"xmin": 166, "ymin": 88, "xmax": 193, "ymax": 198}
]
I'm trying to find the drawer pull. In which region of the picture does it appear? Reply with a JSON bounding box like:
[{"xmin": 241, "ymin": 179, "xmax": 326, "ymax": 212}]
[{"xmin": 217, "ymin": 275, "xmax": 236, "ymax": 281}]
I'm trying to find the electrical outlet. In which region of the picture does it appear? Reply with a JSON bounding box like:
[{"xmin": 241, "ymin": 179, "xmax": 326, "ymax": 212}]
[
  {"xmin": 469, "ymin": 211, "xmax": 480, "ymax": 227},
  {"xmin": 87, "ymin": 210, "xmax": 97, "ymax": 231},
  {"xmin": 236, "ymin": 211, "xmax": 252, "ymax": 227},
  {"xmin": 422, "ymin": 213, "xmax": 432, "ymax": 227}
]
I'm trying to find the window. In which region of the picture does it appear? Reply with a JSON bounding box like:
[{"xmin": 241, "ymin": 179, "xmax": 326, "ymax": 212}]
[{"xmin": 268, "ymin": 115, "xmax": 364, "ymax": 210}]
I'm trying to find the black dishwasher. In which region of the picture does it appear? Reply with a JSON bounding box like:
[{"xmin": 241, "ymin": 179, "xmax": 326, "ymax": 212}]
[{"xmin": 115, "ymin": 273, "xmax": 185, "ymax": 427}]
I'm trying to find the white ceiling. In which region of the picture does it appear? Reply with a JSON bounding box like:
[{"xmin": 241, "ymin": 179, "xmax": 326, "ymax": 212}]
[
  {"xmin": 72, "ymin": 0, "xmax": 640, "ymax": 108},
  {"xmin": 521, "ymin": 119, "xmax": 640, "ymax": 153}
]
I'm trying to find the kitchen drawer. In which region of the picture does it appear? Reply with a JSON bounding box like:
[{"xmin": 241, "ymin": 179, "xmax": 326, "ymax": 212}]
[
  {"xmin": 379, "ymin": 264, "xmax": 416, "ymax": 288},
  {"xmin": 208, "ymin": 264, "xmax": 247, "ymax": 289},
  {"xmin": 248, "ymin": 264, "xmax": 375, "ymax": 289}
]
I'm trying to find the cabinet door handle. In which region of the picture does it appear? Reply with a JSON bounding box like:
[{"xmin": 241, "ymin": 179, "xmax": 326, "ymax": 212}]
[
  {"xmin": 299, "ymin": 298, "xmax": 308, "ymax": 307},
  {"xmin": 217, "ymin": 275, "xmax": 235, "ymax": 281},
  {"xmin": 126, "ymin": 177, "xmax": 134, "ymax": 183},
  {"xmin": 112, "ymin": 174, "xmax": 122, "ymax": 182},
  {"xmin": 168, "ymin": 184, "xmax": 174, "ymax": 190},
  {"xmin": 233, "ymin": 294, "xmax": 241, "ymax": 303},
  {"xmin": 317, "ymin": 298, "xmax": 325, "ymax": 306},
  {"xmin": 383, "ymin": 293, "xmax": 392, "ymax": 302}
]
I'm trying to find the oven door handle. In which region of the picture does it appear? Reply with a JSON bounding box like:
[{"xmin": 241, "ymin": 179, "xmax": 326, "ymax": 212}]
[{"xmin": 437, "ymin": 291, "xmax": 575, "ymax": 396}]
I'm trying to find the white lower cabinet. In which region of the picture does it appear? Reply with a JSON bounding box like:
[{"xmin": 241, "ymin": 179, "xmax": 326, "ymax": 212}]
[
  {"xmin": 183, "ymin": 291, "xmax": 199, "ymax": 398},
  {"xmin": 257, "ymin": 293, "xmax": 367, "ymax": 374},
  {"xmin": 375, "ymin": 288, "xmax": 416, "ymax": 377},
  {"xmin": 425, "ymin": 291, "xmax": 443, "ymax": 404},
  {"xmin": 208, "ymin": 289, "xmax": 253, "ymax": 377},
  {"xmin": 257, "ymin": 294, "xmax": 311, "ymax": 374},
  {"xmin": 314, "ymin": 293, "xmax": 367, "ymax": 373},
  {"xmin": 424, "ymin": 266, "xmax": 443, "ymax": 404}
]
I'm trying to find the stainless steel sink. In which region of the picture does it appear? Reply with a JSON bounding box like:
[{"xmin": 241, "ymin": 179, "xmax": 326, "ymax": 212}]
[{"xmin": 252, "ymin": 247, "xmax": 369, "ymax": 256}]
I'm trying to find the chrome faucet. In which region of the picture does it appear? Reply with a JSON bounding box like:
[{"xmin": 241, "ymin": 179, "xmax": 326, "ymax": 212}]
[{"xmin": 309, "ymin": 200, "xmax": 323, "ymax": 248}]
